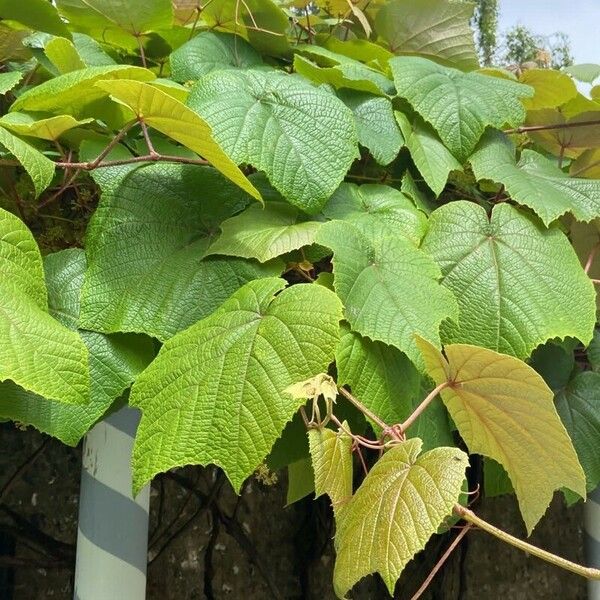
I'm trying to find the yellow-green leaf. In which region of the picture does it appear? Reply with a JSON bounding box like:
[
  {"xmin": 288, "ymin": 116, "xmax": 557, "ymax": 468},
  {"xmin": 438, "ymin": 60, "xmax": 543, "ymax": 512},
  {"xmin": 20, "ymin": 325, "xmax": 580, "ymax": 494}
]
[
  {"xmin": 416, "ymin": 337, "xmax": 586, "ymax": 534},
  {"xmin": 0, "ymin": 126, "xmax": 54, "ymax": 196},
  {"xmin": 95, "ymin": 79, "xmax": 260, "ymax": 200},
  {"xmin": 333, "ymin": 438, "xmax": 468, "ymax": 597},
  {"xmin": 308, "ymin": 425, "xmax": 353, "ymax": 517},
  {"xmin": 10, "ymin": 65, "xmax": 155, "ymax": 116},
  {"xmin": 520, "ymin": 69, "xmax": 578, "ymax": 110},
  {"xmin": 44, "ymin": 36, "xmax": 86, "ymax": 74},
  {"xmin": 0, "ymin": 112, "xmax": 93, "ymax": 141}
]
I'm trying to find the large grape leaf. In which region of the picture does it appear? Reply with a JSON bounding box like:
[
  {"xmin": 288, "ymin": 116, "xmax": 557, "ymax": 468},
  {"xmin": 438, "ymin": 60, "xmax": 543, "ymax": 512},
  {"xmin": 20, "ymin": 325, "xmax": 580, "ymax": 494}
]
[
  {"xmin": 10, "ymin": 65, "xmax": 155, "ymax": 116},
  {"xmin": 56, "ymin": 0, "xmax": 172, "ymax": 48},
  {"xmin": 0, "ymin": 249, "xmax": 154, "ymax": 445},
  {"xmin": 321, "ymin": 183, "xmax": 427, "ymax": 246},
  {"xmin": 316, "ymin": 220, "xmax": 458, "ymax": 366},
  {"xmin": 170, "ymin": 31, "xmax": 263, "ymax": 81},
  {"xmin": 389, "ymin": 57, "xmax": 532, "ymax": 161},
  {"xmin": 308, "ymin": 425, "xmax": 353, "ymax": 517},
  {"xmin": 374, "ymin": 0, "xmax": 478, "ymax": 70},
  {"xmin": 395, "ymin": 111, "xmax": 462, "ymax": 196},
  {"xmin": 421, "ymin": 201, "xmax": 595, "ymax": 358},
  {"xmin": 201, "ymin": 0, "xmax": 289, "ymax": 56},
  {"xmin": 338, "ymin": 90, "xmax": 402, "ymax": 166},
  {"xmin": 80, "ymin": 163, "xmax": 279, "ymax": 341},
  {"xmin": 555, "ymin": 371, "xmax": 600, "ymax": 495},
  {"xmin": 293, "ymin": 45, "xmax": 394, "ymax": 96},
  {"xmin": 187, "ymin": 69, "xmax": 358, "ymax": 214},
  {"xmin": 0, "ymin": 112, "xmax": 93, "ymax": 141},
  {"xmin": 333, "ymin": 438, "xmax": 468, "ymax": 597},
  {"xmin": 520, "ymin": 69, "xmax": 578, "ymax": 110},
  {"xmin": 207, "ymin": 202, "xmax": 321, "ymax": 263},
  {"xmin": 0, "ymin": 0, "xmax": 71, "ymax": 39},
  {"xmin": 469, "ymin": 131, "xmax": 600, "ymax": 226},
  {"xmin": 94, "ymin": 79, "xmax": 259, "ymax": 199},
  {"xmin": 0, "ymin": 209, "xmax": 88, "ymax": 405},
  {"xmin": 0, "ymin": 126, "xmax": 55, "ymax": 196},
  {"xmin": 130, "ymin": 278, "xmax": 343, "ymax": 493},
  {"xmin": 417, "ymin": 338, "xmax": 586, "ymax": 533},
  {"xmin": 336, "ymin": 325, "xmax": 453, "ymax": 449}
]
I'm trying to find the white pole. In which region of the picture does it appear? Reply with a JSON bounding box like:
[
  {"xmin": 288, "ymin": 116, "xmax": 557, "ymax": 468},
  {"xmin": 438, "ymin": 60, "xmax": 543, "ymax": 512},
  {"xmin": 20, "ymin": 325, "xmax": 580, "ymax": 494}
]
[
  {"xmin": 586, "ymin": 486, "xmax": 600, "ymax": 600},
  {"xmin": 73, "ymin": 407, "xmax": 150, "ymax": 600}
]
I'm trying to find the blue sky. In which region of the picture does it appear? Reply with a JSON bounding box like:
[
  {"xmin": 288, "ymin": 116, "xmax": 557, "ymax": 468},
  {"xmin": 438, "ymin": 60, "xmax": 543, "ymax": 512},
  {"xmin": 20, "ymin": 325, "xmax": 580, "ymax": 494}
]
[{"xmin": 498, "ymin": 0, "xmax": 600, "ymax": 64}]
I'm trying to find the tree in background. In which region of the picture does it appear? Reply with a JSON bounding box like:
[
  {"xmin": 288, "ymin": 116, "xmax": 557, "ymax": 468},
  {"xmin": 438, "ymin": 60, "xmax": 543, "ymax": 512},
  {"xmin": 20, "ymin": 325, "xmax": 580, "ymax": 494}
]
[
  {"xmin": 502, "ymin": 25, "xmax": 573, "ymax": 70},
  {"xmin": 472, "ymin": 0, "xmax": 499, "ymax": 66}
]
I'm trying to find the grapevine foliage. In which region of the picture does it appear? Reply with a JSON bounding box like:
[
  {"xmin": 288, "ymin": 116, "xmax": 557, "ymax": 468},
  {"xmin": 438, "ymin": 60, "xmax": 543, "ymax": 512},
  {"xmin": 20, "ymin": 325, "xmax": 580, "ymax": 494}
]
[{"xmin": 1, "ymin": 0, "xmax": 600, "ymax": 595}]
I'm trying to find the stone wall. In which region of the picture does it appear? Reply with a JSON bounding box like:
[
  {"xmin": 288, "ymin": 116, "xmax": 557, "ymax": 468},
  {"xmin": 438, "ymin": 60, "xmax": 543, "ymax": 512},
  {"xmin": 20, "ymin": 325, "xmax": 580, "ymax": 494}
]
[{"xmin": 0, "ymin": 424, "xmax": 587, "ymax": 599}]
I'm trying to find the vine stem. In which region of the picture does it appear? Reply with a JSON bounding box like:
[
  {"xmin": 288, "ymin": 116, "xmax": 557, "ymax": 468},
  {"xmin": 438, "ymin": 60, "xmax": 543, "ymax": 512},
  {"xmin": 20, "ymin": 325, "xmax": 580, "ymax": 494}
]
[
  {"xmin": 410, "ymin": 524, "xmax": 472, "ymax": 600},
  {"xmin": 400, "ymin": 382, "xmax": 449, "ymax": 433},
  {"xmin": 454, "ymin": 505, "xmax": 600, "ymax": 580},
  {"xmin": 337, "ymin": 386, "xmax": 393, "ymax": 434},
  {"xmin": 504, "ymin": 118, "xmax": 600, "ymax": 135},
  {"xmin": 55, "ymin": 153, "xmax": 209, "ymax": 171}
]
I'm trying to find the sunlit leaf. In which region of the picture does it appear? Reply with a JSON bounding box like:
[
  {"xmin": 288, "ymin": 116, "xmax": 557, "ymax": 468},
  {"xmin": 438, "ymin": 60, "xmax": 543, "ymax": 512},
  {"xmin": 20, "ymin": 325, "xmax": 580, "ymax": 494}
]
[{"xmin": 417, "ymin": 337, "xmax": 586, "ymax": 533}]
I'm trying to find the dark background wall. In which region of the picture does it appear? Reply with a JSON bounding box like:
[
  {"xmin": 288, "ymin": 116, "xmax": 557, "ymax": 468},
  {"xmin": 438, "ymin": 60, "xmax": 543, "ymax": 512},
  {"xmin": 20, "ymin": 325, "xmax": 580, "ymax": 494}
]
[{"xmin": 0, "ymin": 424, "xmax": 587, "ymax": 599}]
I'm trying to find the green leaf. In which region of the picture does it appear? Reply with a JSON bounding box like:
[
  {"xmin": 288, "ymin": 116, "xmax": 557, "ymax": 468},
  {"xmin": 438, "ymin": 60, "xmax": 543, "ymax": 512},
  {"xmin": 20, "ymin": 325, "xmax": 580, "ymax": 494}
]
[
  {"xmin": 564, "ymin": 63, "xmax": 600, "ymax": 84},
  {"xmin": 316, "ymin": 220, "xmax": 457, "ymax": 366},
  {"xmin": 338, "ymin": 90, "xmax": 402, "ymax": 166},
  {"xmin": 71, "ymin": 32, "xmax": 116, "ymax": 66},
  {"xmin": 130, "ymin": 278, "xmax": 343, "ymax": 493},
  {"xmin": 286, "ymin": 457, "xmax": 315, "ymax": 505},
  {"xmin": 0, "ymin": 209, "xmax": 89, "ymax": 405},
  {"xmin": 484, "ymin": 459, "xmax": 514, "ymax": 498},
  {"xmin": 0, "ymin": 112, "xmax": 93, "ymax": 141},
  {"xmin": 10, "ymin": 65, "xmax": 155, "ymax": 117},
  {"xmin": 0, "ymin": 71, "xmax": 22, "ymax": 95},
  {"xmin": 469, "ymin": 131, "xmax": 600, "ymax": 226},
  {"xmin": 94, "ymin": 79, "xmax": 260, "ymax": 199},
  {"xmin": 0, "ymin": 126, "xmax": 55, "ymax": 196},
  {"xmin": 390, "ymin": 57, "xmax": 532, "ymax": 161},
  {"xmin": 395, "ymin": 111, "xmax": 462, "ymax": 196},
  {"xmin": 555, "ymin": 371, "xmax": 600, "ymax": 494},
  {"xmin": 188, "ymin": 69, "xmax": 358, "ymax": 213},
  {"xmin": 56, "ymin": 0, "xmax": 173, "ymax": 40},
  {"xmin": 170, "ymin": 31, "xmax": 263, "ymax": 81},
  {"xmin": 308, "ymin": 424, "xmax": 353, "ymax": 517},
  {"xmin": 293, "ymin": 48, "xmax": 394, "ymax": 96},
  {"xmin": 333, "ymin": 438, "xmax": 468, "ymax": 597},
  {"xmin": 207, "ymin": 202, "xmax": 321, "ymax": 263},
  {"xmin": 421, "ymin": 201, "xmax": 596, "ymax": 358},
  {"xmin": 321, "ymin": 183, "xmax": 427, "ymax": 246},
  {"xmin": 80, "ymin": 163, "xmax": 279, "ymax": 341},
  {"xmin": 0, "ymin": 249, "xmax": 154, "ymax": 445},
  {"xmin": 520, "ymin": 69, "xmax": 578, "ymax": 110},
  {"xmin": 45, "ymin": 36, "xmax": 86, "ymax": 74},
  {"xmin": 374, "ymin": 0, "xmax": 478, "ymax": 70},
  {"xmin": 529, "ymin": 341, "xmax": 575, "ymax": 392},
  {"xmin": 336, "ymin": 327, "xmax": 417, "ymax": 430},
  {"xmin": 417, "ymin": 337, "xmax": 586, "ymax": 533},
  {"xmin": 200, "ymin": 0, "xmax": 289, "ymax": 56},
  {"xmin": 0, "ymin": 0, "xmax": 71, "ymax": 39},
  {"xmin": 588, "ymin": 329, "xmax": 600, "ymax": 372}
]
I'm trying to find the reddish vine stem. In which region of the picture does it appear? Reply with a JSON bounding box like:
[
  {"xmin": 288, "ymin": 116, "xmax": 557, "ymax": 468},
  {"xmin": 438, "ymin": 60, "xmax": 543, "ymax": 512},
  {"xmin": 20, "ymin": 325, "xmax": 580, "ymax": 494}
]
[
  {"xmin": 55, "ymin": 153, "xmax": 210, "ymax": 171},
  {"xmin": 400, "ymin": 382, "xmax": 449, "ymax": 433},
  {"xmin": 504, "ymin": 118, "xmax": 600, "ymax": 135},
  {"xmin": 454, "ymin": 505, "xmax": 600, "ymax": 580},
  {"xmin": 337, "ymin": 386, "xmax": 395, "ymax": 435},
  {"xmin": 585, "ymin": 242, "xmax": 600, "ymax": 274},
  {"xmin": 410, "ymin": 524, "xmax": 472, "ymax": 600}
]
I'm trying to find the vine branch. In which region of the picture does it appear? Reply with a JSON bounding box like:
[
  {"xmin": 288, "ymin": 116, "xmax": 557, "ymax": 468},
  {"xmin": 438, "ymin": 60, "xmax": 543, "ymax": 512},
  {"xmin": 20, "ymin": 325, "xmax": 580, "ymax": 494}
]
[
  {"xmin": 454, "ymin": 505, "xmax": 600, "ymax": 580},
  {"xmin": 504, "ymin": 118, "xmax": 600, "ymax": 135}
]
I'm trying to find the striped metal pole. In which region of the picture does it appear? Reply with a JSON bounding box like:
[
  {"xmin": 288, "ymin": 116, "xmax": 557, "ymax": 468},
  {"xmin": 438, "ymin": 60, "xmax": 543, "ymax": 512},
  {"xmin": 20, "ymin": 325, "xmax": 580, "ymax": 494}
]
[
  {"xmin": 74, "ymin": 407, "xmax": 150, "ymax": 600},
  {"xmin": 586, "ymin": 486, "xmax": 600, "ymax": 600}
]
